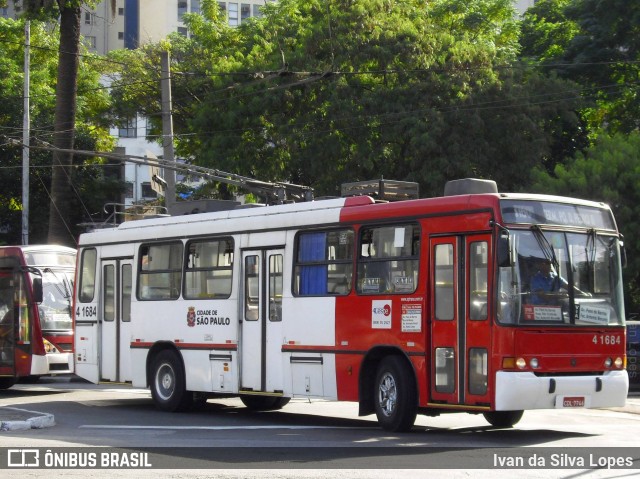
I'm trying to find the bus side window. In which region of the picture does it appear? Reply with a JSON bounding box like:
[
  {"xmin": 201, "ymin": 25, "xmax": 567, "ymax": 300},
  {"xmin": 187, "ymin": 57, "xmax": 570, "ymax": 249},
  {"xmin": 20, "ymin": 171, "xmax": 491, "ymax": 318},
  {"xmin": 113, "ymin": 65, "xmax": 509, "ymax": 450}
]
[
  {"xmin": 469, "ymin": 241, "xmax": 488, "ymax": 320},
  {"xmin": 357, "ymin": 224, "xmax": 419, "ymax": 295},
  {"xmin": 245, "ymin": 255, "xmax": 259, "ymax": 321},
  {"xmin": 79, "ymin": 248, "xmax": 97, "ymax": 303},
  {"xmin": 184, "ymin": 238, "xmax": 234, "ymax": 299},
  {"xmin": 434, "ymin": 244, "xmax": 454, "ymax": 320},
  {"xmin": 294, "ymin": 229, "xmax": 353, "ymax": 296},
  {"xmin": 138, "ymin": 242, "xmax": 183, "ymax": 300}
]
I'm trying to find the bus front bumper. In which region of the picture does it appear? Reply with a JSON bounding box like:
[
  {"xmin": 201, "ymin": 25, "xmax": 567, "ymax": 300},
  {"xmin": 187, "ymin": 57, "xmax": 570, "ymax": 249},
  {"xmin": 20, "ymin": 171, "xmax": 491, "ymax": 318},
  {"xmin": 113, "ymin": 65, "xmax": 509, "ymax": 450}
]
[
  {"xmin": 494, "ymin": 370, "xmax": 629, "ymax": 410},
  {"xmin": 30, "ymin": 352, "xmax": 74, "ymax": 376}
]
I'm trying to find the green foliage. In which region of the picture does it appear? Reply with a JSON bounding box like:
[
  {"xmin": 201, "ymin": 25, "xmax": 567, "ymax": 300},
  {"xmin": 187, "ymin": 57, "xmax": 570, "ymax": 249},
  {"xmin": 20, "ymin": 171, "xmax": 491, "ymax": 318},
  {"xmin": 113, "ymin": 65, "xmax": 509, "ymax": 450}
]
[
  {"xmin": 0, "ymin": 17, "xmax": 115, "ymax": 244},
  {"xmin": 563, "ymin": 0, "xmax": 640, "ymax": 134},
  {"xmin": 110, "ymin": 0, "xmax": 584, "ymax": 199},
  {"xmin": 520, "ymin": 0, "xmax": 640, "ymax": 134},
  {"xmin": 531, "ymin": 132, "xmax": 640, "ymax": 311},
  {"xmin": 519, "ymin": 0, "xmax": 579, "ymax": 61}
]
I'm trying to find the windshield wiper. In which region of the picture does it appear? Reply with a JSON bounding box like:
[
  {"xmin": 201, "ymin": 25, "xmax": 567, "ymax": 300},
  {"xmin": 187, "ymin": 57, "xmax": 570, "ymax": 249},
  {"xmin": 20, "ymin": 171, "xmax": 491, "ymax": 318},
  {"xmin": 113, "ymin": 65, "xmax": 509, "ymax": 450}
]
[
  {"xmin": 585, "ymin": 228, "xmax": 597, "ymax": 291},
  {"xmin": 531, "ymin": 225, "xmax": 559, "ymax": 272},
  {"xmin": 43, "ymin": 268, "xmax": 72, "ymax": 300}
]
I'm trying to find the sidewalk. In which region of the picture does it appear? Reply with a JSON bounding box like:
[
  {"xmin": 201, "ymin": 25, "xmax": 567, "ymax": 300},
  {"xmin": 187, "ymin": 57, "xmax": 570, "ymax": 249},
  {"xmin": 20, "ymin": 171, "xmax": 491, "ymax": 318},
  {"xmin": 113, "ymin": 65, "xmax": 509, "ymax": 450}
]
[
  {"xmin": 0, "ymin": 406, "xmax": 55, "ymax": 431},
  {"xmin": 1, "ymin": 392, "xmax": 639, "ymax": 432}
]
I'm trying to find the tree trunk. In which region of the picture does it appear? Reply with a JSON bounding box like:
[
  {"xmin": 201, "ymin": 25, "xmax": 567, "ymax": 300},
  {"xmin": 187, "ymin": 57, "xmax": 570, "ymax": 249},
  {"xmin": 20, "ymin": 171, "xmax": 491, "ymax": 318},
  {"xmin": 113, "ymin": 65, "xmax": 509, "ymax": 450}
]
[{"xmin": 47, "ymin": 5, "xmax": 81, "ymax": 246}]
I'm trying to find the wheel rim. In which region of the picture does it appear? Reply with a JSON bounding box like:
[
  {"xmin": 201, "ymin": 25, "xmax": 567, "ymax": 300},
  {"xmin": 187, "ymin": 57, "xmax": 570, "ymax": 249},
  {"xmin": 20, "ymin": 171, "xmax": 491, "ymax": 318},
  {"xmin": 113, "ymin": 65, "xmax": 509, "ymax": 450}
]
[
  {"xmin": 378, "ymin": 372, "xmax": 398, "ymax": 417},
  {"xmin": 155, "ymin": 363, "xmax": 175, "ymax": 401}
]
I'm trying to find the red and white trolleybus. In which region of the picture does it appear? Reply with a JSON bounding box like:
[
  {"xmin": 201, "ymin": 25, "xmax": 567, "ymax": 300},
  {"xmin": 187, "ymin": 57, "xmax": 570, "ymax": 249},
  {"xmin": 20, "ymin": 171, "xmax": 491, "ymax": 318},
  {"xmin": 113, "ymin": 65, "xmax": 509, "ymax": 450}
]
[
  {"xmin": 73, "ymin": 179, "xmax": 628, "ymax": 430},
  {"xmin": 0, "ymin": 245, "xmax": 76, "ymax": 389}
]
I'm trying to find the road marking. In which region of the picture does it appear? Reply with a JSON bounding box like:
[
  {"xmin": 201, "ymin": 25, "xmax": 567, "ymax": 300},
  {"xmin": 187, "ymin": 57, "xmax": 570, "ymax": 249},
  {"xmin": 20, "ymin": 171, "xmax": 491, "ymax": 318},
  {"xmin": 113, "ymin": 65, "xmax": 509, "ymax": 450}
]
[{"xmin": 80, "ymin": 425, "xmax": 371, "ymax": 430}]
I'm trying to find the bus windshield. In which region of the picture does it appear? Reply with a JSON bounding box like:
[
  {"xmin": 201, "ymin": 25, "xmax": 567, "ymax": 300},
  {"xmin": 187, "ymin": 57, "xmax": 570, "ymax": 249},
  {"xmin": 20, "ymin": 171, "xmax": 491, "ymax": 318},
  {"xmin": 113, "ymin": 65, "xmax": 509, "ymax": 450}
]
[
  {"xmin": 36, "ymin": 269, "xmax": 73, "ymax": 332},
  {"xmin": 498, "ymin": 228, "xmax": 625, "ymax": 326}
]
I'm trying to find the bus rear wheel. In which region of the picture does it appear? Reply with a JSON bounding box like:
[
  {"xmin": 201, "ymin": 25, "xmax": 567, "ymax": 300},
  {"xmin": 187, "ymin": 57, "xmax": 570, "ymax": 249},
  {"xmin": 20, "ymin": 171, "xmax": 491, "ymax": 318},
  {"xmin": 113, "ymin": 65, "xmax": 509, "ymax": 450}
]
[
  {"xmin": 150, "ymin": 349, "xmax": 191, "ymax": 412},
  {"xmin": 0, "ymin": 378, "xmax": 16, "ymax": 390},
  {"xmin": 240, "ymin": 395, "xmax": 290, "ymax": 411},
  {"xmin": 483, "ymin": 410, "xmax": 524, "ymax": 428},
  {"xmin": 374, "ymin": 356, "xmax": 417, "ymax": 432}
]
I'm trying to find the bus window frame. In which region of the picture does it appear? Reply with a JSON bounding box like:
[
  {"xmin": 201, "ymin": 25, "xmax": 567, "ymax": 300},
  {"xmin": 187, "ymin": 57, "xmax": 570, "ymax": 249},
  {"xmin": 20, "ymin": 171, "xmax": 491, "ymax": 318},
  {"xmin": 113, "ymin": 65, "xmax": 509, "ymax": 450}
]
[
  {"xmin": 183, "ymin": 237, "xmax": 235, "ymax": 300},
  {"xmin": 137, "ymin": 241, "xmax": 184, "ymax": 301},
  {"xmin": 78, "ymin": 248, "xmax": 97, "ymax": 303},
  {"xmin": 356, "ymin": 223, "xmax": 420, "ymax": 295},
  {"xmin": 292, "ymin": 228, "xmax": 354, "ymax": 297}
]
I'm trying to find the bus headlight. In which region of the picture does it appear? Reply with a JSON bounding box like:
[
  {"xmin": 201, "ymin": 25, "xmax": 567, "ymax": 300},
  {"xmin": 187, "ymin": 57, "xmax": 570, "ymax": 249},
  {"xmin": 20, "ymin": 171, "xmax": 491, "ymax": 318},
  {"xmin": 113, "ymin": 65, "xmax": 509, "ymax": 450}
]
[
  {"xmin": 604, "ymin": 357, "xmax": 612, "ymax": 368},
  {"xmin": 614, "ymin": 357, "xmax": 624, "ymax": 369},
  {"xmin": 516, "ymin": 357, "xmax": 527, "ymax": 369},
  {"xmin": 530, "ymin": 358, "xmax": 539, "ymax": 369},
  {"xmin": 43, "ymin": 339, "xmax": 59, "ymax": 354}
]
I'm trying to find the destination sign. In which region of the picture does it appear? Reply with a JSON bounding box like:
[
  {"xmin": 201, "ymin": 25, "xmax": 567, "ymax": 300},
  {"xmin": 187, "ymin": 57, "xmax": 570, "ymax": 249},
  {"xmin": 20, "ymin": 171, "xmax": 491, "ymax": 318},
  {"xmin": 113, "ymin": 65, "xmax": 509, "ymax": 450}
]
[{"xmin": 501, "ymin": 200, "xmax": 615, "ymax": 230}]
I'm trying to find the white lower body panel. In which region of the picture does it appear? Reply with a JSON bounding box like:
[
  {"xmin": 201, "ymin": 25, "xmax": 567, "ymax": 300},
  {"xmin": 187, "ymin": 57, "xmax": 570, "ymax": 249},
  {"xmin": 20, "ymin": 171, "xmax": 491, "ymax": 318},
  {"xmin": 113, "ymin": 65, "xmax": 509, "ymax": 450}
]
[{"xmin": 494, "ymin": 370, "xmax": 628, "ymax": 410}]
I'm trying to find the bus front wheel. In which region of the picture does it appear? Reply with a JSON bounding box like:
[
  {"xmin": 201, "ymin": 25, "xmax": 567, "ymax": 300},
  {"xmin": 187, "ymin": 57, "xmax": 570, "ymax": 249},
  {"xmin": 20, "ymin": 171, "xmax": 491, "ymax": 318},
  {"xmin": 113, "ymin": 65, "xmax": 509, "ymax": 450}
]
[
  {"xmin": 483, "ymin": 410, "xmax": 524, "ymax": 428},
  {"xmin": 374, "ymin": 356, "xmax": 417, "ymax": 432},
  {"xmin": 150, "ymin": 349, "xmax": 190, "ymax": 412}
]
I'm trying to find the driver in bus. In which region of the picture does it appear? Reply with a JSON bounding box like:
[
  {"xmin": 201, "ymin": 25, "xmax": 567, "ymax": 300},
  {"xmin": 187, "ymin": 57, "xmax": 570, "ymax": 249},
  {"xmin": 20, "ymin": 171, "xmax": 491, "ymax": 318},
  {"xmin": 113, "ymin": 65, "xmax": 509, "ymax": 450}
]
[
  {"xmin": 0, "ymin": 283, "xmax": 13, "ymax": 323},
  {"xmin": 530, "ymin": 259, "xmax": 567, "ymax": 305}
]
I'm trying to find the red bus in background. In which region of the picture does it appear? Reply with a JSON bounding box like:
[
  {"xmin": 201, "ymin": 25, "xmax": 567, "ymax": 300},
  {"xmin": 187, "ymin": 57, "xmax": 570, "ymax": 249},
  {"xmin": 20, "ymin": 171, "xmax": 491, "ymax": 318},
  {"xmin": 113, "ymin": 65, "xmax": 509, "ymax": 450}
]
[{"xmin": 0, "ymin": 245, "xmax": 76, "ymax": 389}]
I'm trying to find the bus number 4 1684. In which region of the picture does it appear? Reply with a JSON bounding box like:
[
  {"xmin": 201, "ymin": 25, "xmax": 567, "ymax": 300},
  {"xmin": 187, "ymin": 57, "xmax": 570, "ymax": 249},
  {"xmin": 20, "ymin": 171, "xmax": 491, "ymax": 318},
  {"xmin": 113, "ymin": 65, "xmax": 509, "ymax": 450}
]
[
  {"xmin": 77, "ymin": 306, "xmax": 98, "ymax": 318},
  {"xmin": 592, "ymin": 334, "xmax": 621, "ymax": 346}
]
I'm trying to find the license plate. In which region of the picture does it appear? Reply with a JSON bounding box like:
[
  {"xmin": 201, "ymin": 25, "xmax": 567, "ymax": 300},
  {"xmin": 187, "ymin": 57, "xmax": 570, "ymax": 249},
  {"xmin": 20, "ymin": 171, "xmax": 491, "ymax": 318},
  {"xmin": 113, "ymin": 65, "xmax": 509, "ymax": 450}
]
[{"xmin": 556, "ymin": 396, "xmax": 586, "ymax": 408}]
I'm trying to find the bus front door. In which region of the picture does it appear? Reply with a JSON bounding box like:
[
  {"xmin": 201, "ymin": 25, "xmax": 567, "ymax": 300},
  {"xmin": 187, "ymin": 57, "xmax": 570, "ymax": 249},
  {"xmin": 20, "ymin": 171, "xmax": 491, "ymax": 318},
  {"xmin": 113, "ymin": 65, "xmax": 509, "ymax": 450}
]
[
  {"xmin": 429, "ymin": 235, "xmax": 492, "ymax": 409},
  {"xmin": 100, "ymin": 259, "xmax": 133, "ymax": 382},
  {"xmin": 240, "ymin": 249, "xmax": 285, "ymax": 395},
  {"xmin": 0, "ymin": 269, "xmax": 16, "ymax": 386}
]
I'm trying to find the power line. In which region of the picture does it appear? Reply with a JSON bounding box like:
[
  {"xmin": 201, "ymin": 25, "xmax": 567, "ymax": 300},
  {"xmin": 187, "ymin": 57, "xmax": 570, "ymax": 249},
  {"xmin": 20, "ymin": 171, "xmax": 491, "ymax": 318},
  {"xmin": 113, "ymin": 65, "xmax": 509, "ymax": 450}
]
[{"xmin": 6, "ymin": 138, "xmax": 314, "ymax": 203}]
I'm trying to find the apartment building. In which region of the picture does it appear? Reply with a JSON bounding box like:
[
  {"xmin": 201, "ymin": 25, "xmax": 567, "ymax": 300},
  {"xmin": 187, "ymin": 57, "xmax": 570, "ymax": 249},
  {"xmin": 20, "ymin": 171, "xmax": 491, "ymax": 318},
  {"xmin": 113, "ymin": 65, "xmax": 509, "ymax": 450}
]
[
  {"xmin": 514, "ymin": 0, "xmax": 536, "ymax": 15},
  {"xmin": 80, "ymin": 1, "xmax": 273, "ymax": 56}
]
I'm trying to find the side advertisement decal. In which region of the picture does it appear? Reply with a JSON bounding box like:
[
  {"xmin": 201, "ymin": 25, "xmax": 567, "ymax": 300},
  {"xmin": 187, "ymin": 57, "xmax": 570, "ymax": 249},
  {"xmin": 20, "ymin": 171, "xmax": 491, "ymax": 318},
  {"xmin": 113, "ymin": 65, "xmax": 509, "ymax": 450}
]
[{"xmin": 371, "ymin": 300, "xmax": 392, "ymax": 329}]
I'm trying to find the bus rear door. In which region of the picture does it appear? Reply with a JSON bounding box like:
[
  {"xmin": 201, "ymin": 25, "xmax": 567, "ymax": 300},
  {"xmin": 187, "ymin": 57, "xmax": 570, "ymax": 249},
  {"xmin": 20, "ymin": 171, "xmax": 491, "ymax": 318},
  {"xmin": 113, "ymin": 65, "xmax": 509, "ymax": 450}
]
[
  {"xmin": 240, "ymin": 249, "xmax": 285, "ymax": 395},
  {"xmin": 100, "ymin": 258, "xmax": 133, "ymax": 382},
  {"xmin": 0, "ymin": 268, "xmax": 16, "ymax": 387},
  {"xmin": 430, "ymin": 234, "xmax": 492, "ymax": 409}
]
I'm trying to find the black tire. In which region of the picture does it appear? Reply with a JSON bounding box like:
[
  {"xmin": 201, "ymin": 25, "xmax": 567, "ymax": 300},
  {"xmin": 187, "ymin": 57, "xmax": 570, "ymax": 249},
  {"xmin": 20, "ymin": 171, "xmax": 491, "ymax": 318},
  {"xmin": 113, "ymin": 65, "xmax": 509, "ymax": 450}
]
[
  {"xmin": 0, "ymin": 377, "xmax": 16, "ymax": 390},
  {"xmin": 240, "ymin": 395, "xmax": 291, "ymax": 411},
  {"xmin": 190, "ymin": 392, "xmax": 209, "ymax": 411},
  {"xmin": 150, "ymin": 349, "xmax": 191, "ymax": 412},
  {"xmin": 374, "ymin": 356, "xmax": 417, "ymax": 432},
  {"xmin": 18, "ymin": 375, "xmax": 40, "ymax": 384},
  {"xmin": 483, "ymin": 410, "xmax": 524, "ymax": 428}
]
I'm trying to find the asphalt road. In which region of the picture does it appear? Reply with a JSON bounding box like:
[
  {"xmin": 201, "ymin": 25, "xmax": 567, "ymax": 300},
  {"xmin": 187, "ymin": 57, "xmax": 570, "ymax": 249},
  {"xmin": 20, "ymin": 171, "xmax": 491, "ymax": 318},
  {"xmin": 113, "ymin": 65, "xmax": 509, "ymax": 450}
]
[{"xmin": 0, "ymin": 377, "xmax": 639, "ymax": 478}]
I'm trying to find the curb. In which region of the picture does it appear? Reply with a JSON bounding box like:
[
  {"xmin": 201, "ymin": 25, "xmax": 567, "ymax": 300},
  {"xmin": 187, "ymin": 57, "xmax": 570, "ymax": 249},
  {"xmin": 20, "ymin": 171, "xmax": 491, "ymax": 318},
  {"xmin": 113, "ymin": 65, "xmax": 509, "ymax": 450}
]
[{"xmin": 0, "ymin": 407, "xmax": 55, "ymax": 431}]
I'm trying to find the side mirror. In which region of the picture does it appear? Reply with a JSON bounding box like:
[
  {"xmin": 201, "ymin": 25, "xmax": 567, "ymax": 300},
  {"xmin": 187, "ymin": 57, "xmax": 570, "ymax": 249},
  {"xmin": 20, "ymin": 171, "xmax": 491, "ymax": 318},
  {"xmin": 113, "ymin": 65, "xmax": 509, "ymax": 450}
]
[
  {"xmin": 32, "ymin": 277, "xmax": 43, "ymax": 304},
  {"xmin": 497, "ymin": 233, "xmax": 512, "ymax": 268}
]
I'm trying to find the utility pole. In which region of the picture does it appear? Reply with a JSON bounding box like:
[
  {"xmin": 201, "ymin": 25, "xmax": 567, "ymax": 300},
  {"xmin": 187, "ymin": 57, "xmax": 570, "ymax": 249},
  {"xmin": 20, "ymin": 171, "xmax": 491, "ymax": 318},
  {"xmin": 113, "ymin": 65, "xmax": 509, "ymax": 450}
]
[
  {"xmin": 160, "ymin": 50, "xmax": 176, "ymax": 212},
  {"xmin": 22, "ymin": 20, "xmax": 30, "ymax": 245}
]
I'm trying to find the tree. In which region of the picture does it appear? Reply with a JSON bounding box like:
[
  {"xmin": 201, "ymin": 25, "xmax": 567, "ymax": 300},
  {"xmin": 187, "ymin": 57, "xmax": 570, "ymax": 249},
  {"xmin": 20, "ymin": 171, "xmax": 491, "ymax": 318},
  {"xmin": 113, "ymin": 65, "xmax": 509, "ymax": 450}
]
[
  {"xmin": 48, "ymin": 2, "xmax": 82, "ymax": 245},
  {"xmin": 109, "ymin": 0, "xmax": 584, "ymax": 198},
  {"xmin": 19, "ymin": 0, "xmax": 116, "ymax": 246},
  {"xmin": 562, "ymin": 0, "xmax": 640, "ymax": 134},
  {"xmin": 531, "ymin": 132, "xmax": 640, "ymax": 312},
  {"xmin": 520, "ymin": 0, "xmax": 640, "ymax": 135},
  {"xmin": 519, "ymin": 0, "xmax": 579, "ymax": 62},
  {"xmin": 0, "ymin": 15, "xmax": 114, "ymax": 244}
]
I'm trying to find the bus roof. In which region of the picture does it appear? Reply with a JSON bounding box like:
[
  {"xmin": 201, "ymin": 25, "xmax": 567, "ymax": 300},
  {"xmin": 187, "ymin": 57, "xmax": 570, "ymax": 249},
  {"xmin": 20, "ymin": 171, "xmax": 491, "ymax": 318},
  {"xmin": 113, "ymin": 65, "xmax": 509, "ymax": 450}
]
[
  {"xmin": 0, "ymin": 245, "xmax": 76, "ymax": 268},
  {"xmin": 78, "ymin": 192, "xmax": 615, "ymax": 247}
]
